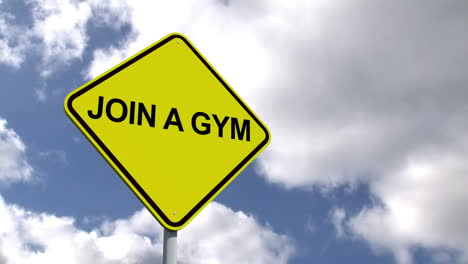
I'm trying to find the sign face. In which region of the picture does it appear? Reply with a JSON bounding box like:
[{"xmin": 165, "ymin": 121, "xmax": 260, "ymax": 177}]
[{"xmin": 64, "ymin": 33, "xmax": 270, "ymax": 230}]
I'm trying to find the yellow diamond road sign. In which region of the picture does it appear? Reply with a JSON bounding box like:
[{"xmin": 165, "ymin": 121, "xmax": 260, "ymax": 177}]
[{"xmin": 64, "ymin": 33, "xmax": 271, "ymax": 230}]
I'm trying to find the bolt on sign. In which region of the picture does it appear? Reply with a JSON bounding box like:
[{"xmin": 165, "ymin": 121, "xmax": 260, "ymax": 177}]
[{"xmin": 64, "ymin": 33, "xmax": 271, "ymax": 230}]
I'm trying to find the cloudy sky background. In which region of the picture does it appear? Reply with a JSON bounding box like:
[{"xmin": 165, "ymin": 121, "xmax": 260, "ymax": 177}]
[{"xmin": 1, "ymin": 0, "xmax": 467, "ymax": 263}]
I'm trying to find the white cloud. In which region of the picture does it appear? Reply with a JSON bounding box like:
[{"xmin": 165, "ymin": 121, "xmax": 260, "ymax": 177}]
[
  {"xmin": 0, "ymin": 0, "xmax": 91, "ymax": 75},
  {"xmin": 38, "ymin": 150, "xmax": 68, "ymax": 164},
  {"xmin": 304, "ymin": 216, "xmax": 317, "ymax": 234},
  {"xmin": 0, "ymin": 197, "xmax": 295, "ymax": 264},
  {"xmin": 330, "ymin": 207, "xmax": 346, "ymax": 238},
  {"xmin": 27, "ymin": 0, "xmax": 92, "ymax": 77},
  {"xmin": 347, "ymin": 145, "xmax": 468, "ymax": 264},
  {"xmin": 0, "ymin": 11, "xmax": 31, "ymax": 67},
  {"xmin": 179, "ymin": 202, "xmax": 295, "ymax": 264},
  {"xmin": 254, "ymin": 0, "xmax": 468, "ymax": 189},
  {"xmin": 84, "ymin": 1, "xmax": 468, "ymax": 261},
  {"xmin": 87, "ymin": 47, "xmax": 129, "ymax": 79},
  {"xmin": 0, "ymin": 118, "xmax": 33, "ymax": 185},
  {"xmin": 87, "ymin": 0, "xmax": 131, "ymax": 29},
  {"xmin": 27, "ymin": 0, "xmax": 132, "ymax": 78},
  {"xmin": 0, "ymin": 0, "xmax": 132, "ymax": 82},
  {"xmin": 84, "ymin": 0, "xmax": 272, "ymax": 99}
]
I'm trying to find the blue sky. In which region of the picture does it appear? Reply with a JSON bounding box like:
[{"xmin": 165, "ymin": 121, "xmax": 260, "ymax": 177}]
[{"xmin": 0, "ymin": 0, "xmax": 467, "ymax": 263}]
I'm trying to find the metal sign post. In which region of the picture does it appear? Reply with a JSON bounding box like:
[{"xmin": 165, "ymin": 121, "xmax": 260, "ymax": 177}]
[{"xmin": 163, "ymin": 228, "xmax": 177, "ymax": 264}]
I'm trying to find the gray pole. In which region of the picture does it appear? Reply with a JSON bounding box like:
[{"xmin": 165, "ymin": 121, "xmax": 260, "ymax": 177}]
[{"xmin": 163, "ymin": 228, "xmax": 177, "ymax": 264}]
